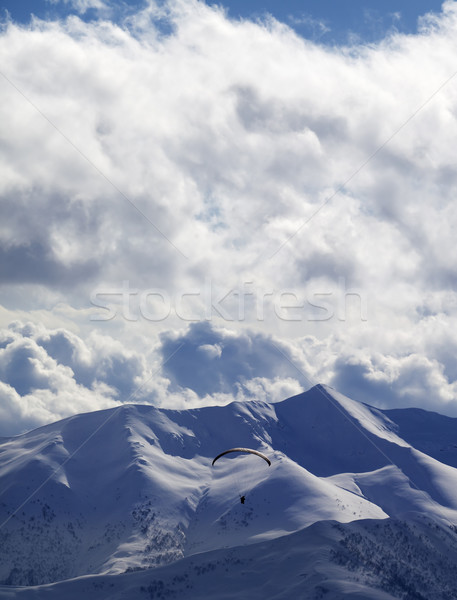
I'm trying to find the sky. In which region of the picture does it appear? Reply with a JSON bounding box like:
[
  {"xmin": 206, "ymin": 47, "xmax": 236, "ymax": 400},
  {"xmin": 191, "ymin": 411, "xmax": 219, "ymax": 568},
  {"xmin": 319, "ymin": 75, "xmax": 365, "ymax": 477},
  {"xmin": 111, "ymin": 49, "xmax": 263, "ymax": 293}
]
[
  {"xmin": 0, "ymin": 1, "xmax": 447, "ymax": 42},
  {"xmin": 1, "ymin": 0, "xmax": 457, "ymax": 435}
]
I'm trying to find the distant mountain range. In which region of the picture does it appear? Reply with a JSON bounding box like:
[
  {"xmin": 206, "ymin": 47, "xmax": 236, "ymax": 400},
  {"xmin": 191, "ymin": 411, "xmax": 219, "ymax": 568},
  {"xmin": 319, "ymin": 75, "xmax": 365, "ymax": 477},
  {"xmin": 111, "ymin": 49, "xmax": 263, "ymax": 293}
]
[{"xmin": 1, "ymin": 384, "xmax": 457, "ymax": 599}]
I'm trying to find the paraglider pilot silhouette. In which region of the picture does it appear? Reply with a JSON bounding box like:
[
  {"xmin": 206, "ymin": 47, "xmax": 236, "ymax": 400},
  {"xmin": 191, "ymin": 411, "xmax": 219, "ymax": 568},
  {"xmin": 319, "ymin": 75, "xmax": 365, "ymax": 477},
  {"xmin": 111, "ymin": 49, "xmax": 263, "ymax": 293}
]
[{"xmin": 212, "ymin": 448, "xmax": 271, "ymax": 504}]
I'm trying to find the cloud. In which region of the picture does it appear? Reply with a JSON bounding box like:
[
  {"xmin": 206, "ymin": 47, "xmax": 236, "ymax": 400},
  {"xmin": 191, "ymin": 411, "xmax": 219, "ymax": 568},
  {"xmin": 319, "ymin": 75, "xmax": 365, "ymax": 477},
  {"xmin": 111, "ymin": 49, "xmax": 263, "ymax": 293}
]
[
  {"xmin": 287, "ymin": 13, "xmax": 330, "ymax": 38},
  {"xmin": 1, "ymin": 1, "xmax": 457, "ymax": 432},
  {"xmin": 197, "ymin": 343, "xmax": 222, "ymax": 359},
  {"xmin": 331, "ymin": 351, "xmax": 457, "ymax": 416},
  {"xmin": 2, "ymin": 2, "xmax": 457, "ymax": 304},
  {"xmin": 0, "ymin": 322, "xmax": 154, "ymax": 434},
  {"xmin": 46, "ymin": 0, "xmax": 109, "ymax": 16},
  {"xmin": 0, "ymin": 319, "xmax": 307, "ymax": 435},
  {"xmin": 160, "ymin": 321, "xmax": 307, "ymax": 397}
]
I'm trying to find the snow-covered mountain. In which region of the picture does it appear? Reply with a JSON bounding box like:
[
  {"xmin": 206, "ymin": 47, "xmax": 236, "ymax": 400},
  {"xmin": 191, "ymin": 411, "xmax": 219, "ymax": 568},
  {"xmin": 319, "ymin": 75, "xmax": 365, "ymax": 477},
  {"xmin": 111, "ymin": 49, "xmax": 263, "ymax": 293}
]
[{"xmin": 1, "ymin": 384, "xmax": 457, "ymax": 599}]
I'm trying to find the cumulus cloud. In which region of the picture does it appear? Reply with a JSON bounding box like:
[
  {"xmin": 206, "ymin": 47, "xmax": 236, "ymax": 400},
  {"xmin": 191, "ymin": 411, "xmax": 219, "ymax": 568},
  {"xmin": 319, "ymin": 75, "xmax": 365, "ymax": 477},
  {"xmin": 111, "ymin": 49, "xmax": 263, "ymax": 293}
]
[
  {"xmin": 0, "ymin": 319, "xmax": 307, "ymax": 434},
  {"xmin": 160, "ymin": 321, "xmax": 308, "ymax": 396},
  {"xmin": 331, "ymin": 351, "xmax": 457, "ymax": 416},
  {"xmin": 1, "ymin": 1, "xmax": 457, "ymax": 432},
  {"xmin": 0, "ymin": 322, "xmax": 154, "ymax": 435}
]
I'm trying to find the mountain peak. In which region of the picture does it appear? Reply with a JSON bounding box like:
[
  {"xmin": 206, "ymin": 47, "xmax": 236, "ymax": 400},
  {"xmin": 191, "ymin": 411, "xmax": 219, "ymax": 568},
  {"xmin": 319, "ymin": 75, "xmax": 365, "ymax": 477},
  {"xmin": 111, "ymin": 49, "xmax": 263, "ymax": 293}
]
[{"xmin": 2, "ymin": 387, "xmax": 457, "ymax": 594}]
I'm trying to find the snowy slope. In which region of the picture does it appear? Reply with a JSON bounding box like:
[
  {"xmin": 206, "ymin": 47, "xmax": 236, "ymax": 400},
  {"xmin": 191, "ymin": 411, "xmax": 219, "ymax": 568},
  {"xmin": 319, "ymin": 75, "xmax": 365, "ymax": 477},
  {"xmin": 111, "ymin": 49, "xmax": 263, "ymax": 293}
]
[
  {"xmin": 1, "ymin": 514, "xmax": 457, "ymax": 600},
  {"xmin": 1, "ymin": 384, "xmax": 457, "ymax": 598}
]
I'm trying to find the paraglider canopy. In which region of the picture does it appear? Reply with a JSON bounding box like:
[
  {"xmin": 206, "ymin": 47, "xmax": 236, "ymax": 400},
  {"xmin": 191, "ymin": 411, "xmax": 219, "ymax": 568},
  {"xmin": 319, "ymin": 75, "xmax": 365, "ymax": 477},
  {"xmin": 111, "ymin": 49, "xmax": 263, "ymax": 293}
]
[{"xmin": 212, "ymin": 447, "xmax": 271, "ymax": 467}]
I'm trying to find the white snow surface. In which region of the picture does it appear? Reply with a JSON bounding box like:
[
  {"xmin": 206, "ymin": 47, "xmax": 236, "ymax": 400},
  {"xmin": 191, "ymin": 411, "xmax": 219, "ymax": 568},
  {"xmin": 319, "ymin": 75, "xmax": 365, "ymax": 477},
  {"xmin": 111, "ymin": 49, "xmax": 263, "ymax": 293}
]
[{"xmin": 1, "ymin": 384, "xmax": 457, "ymax": 599}]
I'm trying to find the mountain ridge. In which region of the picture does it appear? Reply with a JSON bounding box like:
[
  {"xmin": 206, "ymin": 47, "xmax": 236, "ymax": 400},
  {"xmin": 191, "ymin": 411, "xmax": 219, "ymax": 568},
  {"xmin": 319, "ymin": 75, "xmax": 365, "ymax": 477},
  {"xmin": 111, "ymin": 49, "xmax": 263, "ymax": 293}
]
[{"xmin": 1, "ymin": 384, "xmax": 457, "ymax": 598}]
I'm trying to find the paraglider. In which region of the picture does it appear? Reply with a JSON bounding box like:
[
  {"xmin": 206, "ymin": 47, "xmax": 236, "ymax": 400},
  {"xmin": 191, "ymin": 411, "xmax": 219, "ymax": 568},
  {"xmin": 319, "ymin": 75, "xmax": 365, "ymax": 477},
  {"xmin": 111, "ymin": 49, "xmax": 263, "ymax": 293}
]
[
  {"xmin": 212, "ymin": 448, "xmax": 271, "ymax": 503},
  {"xmin": 212, "ymin": 447, "xmax": 271, "ymax": 467}
]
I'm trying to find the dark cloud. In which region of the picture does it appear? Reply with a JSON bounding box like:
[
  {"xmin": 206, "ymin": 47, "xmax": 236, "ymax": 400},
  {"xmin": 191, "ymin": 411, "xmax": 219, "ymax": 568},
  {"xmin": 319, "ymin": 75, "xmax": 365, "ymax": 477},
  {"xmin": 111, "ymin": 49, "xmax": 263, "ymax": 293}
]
[
  {"xmin": 0, "ymin": 189, "xmax": 102, "ymax": 292},
  {"xmin": 0, "ymin": 240, "xmax": 99, "ymax": 286},
  {"xmin": 0, "ymin": 339, "xmax": 50, "ymax": 396},
  {"xmin": 0, "ymin": 332, "xmax": 15, "ymax": 350},
  {"xmin": 330, "ymin": 359, "xmax": 394, "ymax": 409},
  {"xmin": 330, "ymin": 354, "xmax": 457, "ymax": 416},
  {"xmin": 36, "ymin": 328, "xmax": 145, "ymax": 398},
  {"xmin": 0, "ymin": 324, "xmax": 146, "ymax": 403},
  {"xmin": 160, "ymin": 321, "xmax": 304, "ymax": 397}
]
